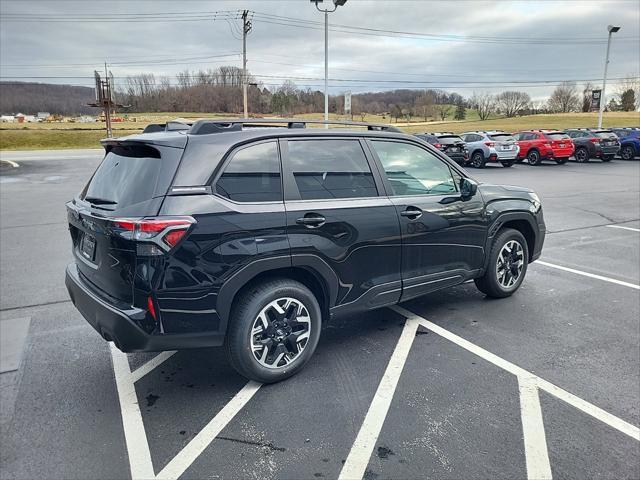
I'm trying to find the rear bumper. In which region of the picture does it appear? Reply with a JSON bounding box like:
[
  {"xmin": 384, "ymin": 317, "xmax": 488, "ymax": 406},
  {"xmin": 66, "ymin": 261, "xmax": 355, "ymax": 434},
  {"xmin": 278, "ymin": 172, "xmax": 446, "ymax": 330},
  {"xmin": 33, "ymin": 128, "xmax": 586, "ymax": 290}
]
[
  {"xmin": 65, "ymin": 263, "xmax": 224, "ymax": 352},
  {"xmin": 597, "ymin": 145, "xmax": 620, "ymax": 156}
]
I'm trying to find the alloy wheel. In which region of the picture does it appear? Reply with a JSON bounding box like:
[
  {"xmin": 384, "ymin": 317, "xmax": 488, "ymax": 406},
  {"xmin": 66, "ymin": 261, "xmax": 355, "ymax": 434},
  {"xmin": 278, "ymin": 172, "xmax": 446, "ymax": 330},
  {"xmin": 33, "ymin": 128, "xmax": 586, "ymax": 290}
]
[
  {"xmin": 250, "ymin": 297, "xmax": 311, "ymax": 369},
  {"xmin": 496, "ymin": 240, "xmax": 525, "ymax": 288},
  {"xmin": 575, "ymin": 148, "xmax": 588, "ymax": 162},
  {"xmin": 472, "ymin": 152, "xmax": 484, "ymax": 168},
  {"xmin": 621, "ymin": 146, "xmax": 634, "ymax": 161}
]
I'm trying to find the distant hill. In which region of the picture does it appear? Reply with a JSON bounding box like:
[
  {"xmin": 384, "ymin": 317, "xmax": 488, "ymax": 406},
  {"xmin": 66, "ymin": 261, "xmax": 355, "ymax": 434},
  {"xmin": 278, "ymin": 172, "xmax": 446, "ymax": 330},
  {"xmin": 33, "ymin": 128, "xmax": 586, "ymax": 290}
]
[{"xmin": 0, "ymin": 82, "xmax": 95, "ymax": 115}]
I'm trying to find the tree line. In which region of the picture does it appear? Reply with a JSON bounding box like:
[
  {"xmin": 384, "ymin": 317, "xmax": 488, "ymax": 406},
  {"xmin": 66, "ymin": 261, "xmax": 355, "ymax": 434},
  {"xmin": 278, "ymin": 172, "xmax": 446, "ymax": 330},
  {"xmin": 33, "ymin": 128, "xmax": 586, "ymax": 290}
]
[{"xmin": 1, "ymin": 67, "xmax": 637, "ymax": 119}]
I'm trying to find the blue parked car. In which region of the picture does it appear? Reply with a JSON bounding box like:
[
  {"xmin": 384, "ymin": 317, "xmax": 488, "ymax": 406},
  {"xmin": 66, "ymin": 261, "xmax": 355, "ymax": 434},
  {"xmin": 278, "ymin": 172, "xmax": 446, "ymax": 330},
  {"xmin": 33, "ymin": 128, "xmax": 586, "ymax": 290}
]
[{"xmin": 611, "ymin": 128, "xmax": 640, "ymax": 160}]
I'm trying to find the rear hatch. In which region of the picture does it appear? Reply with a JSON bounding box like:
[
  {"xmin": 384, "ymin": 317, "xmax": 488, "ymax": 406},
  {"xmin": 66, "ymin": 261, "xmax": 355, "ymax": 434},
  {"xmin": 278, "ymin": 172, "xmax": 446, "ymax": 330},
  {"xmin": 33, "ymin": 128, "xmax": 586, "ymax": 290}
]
[
  {"xmin": 437, "ymin": 135, "xmax": 466, "ymax": 155},
  {"xmin": 543, "ymin": 132, "xmax": 571, "ymax": 150},
  {"xmin": 489, "ymin": 133, "xmax": 517, "ymax": 152},
  {"xmin": 592, "ymin": 130, "xmax": 619, "ymax": 148},
  {"xmin": 67, "ymin": 143, "xmax": 183, "ymax": 303}
]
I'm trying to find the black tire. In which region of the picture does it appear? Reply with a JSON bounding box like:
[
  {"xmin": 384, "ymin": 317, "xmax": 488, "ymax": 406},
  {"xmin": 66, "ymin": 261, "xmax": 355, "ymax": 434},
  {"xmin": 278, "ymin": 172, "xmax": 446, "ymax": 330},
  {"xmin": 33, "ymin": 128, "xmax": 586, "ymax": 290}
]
[
  {"xmin": 471, "ymin": 151, "xmax": 486, "ymax": 168},
  {"xmin": 501, "ymin": 160, "xmax": 514, "ymax": 168},
  {"xmin": 556, "ymin": 157, "xmax": 568, "ymax": 165},
  {"xmin": 620, "ymin": 145, "xmax": 636, "ymax": 161},
  {"xmin": 602, "ymin": 155, "xmax": 613, "ymax": 162},
  {"xmin": 574, "ymin": 147, "xmax": 589, "ymax": 163},
  {"xmin": 515, "ymin": 157, "xmax": 524, "ymax": 163},
  {"xmin": 527, "ymin": 150, "xmax": 542, "ymax": 166},
  {"xmin": 475, "ymin": 228, "xmax": 529, "ymax": 298},
  {"xmin": 226, "ymin": 278, "xmax": 322, "ymax": 383}
]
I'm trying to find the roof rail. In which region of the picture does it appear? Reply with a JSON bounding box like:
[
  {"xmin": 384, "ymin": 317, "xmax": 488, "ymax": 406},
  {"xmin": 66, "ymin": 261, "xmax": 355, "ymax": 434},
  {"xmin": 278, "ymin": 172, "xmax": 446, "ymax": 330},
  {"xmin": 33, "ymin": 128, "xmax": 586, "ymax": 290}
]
[{"xmin": 187, "ymin": 118, "xmax": 403, "ymax": 135}]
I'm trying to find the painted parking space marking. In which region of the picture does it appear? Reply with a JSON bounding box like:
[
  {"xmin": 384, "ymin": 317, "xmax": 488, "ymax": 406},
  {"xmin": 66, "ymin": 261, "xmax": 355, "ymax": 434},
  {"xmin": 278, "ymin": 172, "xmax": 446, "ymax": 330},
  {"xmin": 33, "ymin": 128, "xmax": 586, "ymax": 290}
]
[
  {"xmin": 536, "ymin": 261, "xmax": 640, "ymax": 290},
  {"xmin": 112, "ymin": 302, "xmax": 638, "ymax": 480},
  {"xmin": 606, "ymin": 224, "xmax": 640, "ymax": 233},
  {"xmin": 339, "ymin": 317, "xmax": 420, "ymax": 480},
  {"xmin": 518, "ymin": 376, "xmax": 552, "ymax": 480},
  {"xmin": 110, "ymin": 345, "xmax": 262, "ymax": 479}
]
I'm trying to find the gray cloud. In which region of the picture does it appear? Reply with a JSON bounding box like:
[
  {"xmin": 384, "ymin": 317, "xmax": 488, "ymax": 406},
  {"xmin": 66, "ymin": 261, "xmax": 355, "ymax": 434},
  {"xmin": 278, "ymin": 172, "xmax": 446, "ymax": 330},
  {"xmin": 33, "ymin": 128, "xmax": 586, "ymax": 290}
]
[{"xmin": 1, "ymin": 0, "xmax": 638, "ymax": 101}]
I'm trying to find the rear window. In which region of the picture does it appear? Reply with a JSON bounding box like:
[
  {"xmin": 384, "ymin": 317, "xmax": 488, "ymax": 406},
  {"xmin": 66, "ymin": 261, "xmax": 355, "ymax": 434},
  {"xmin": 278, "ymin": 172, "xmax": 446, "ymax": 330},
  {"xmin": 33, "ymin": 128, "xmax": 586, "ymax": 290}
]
[
  {"xmin": 593, "ymin": 131, "xmax": 616, "ymax": 139},
  {"xmin": 82, "ymin": 145, "xmax": 163, "ymax": 208},
  {"xmin": 438, "ymin": 135, "xmax": 463, "ymax": 144},
  {"xmin": 489, "ymin": 134, "xmax": 515, "ymax": 141},
  {"xmin": 544, "ymin": 133, "xmax": 570, "ymax": 140},
  {"xmin": 415, "ymin": 134, "xmax": 439, "ymax": 144}
]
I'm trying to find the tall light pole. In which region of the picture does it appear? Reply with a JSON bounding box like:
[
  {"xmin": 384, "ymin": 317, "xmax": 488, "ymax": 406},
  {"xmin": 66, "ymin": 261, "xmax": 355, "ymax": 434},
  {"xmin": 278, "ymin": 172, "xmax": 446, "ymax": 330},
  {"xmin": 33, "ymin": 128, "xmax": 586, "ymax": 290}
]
[
  {"xmin": 598, "ymin": 25, "xmax": 620, "ymax": 128},
  {"xmin": 311, "ymin": 0, "xmax": 347, "ymax": 127}
]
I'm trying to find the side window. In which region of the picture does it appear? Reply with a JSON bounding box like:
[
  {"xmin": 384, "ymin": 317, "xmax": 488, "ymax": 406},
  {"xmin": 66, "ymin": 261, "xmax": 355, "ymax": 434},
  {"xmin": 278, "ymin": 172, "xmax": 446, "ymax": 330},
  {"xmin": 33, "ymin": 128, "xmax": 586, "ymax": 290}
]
[
  {"xmin": 371, "ymin": 141, "xmax": 457, "ymax": 196},
  {"xmin": 215, "ymin": 142, "xmax": 282, "ymax": 202},
  {"xmin": 286, "ymin": 139, "xmax": 377, "ymax": 200}
]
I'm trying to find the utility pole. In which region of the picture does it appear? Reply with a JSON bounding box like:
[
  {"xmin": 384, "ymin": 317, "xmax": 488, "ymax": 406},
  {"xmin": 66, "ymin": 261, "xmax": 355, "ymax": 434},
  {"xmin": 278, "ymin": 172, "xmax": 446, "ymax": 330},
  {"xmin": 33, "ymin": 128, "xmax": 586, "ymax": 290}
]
[
  {"xmin": 598, "ymin": 25, "xmax": 621, "ymax": 128},
  {"xmin": 242, "ymin": 10, "xmax": 252, "ymax": 118},
  {"xmin": 88, "ymin": 67, "xmax": 125, "ymax": 138}
]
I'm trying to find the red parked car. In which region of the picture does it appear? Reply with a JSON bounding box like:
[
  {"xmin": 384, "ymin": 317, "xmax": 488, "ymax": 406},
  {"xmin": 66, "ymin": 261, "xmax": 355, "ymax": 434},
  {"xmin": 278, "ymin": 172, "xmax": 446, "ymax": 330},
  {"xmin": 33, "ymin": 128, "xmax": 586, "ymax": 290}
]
[{"xmin": 513, "ymin": 130, "xmax": 574, "ymax": 165}]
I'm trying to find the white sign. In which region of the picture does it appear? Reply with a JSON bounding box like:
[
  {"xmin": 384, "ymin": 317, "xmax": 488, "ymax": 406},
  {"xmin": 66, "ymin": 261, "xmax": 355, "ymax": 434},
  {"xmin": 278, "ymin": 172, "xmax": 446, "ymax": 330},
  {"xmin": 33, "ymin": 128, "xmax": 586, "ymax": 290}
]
[{"xmin": 344, "ymin": 91, "xmax": 352, "ymax": 114}]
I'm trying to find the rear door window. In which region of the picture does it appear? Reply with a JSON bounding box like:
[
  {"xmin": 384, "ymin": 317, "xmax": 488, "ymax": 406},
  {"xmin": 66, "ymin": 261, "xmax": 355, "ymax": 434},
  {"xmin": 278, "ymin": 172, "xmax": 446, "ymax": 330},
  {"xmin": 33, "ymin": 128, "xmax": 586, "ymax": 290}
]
[
  {"xmin": 285, "ymin": 139, "xmax": 377, "ymax": 200},
  {"xmin": 215, "ymin": 141, "xmax": 282, "ymax": 202},
  {"xmin": 82, "ymin": 145, "xmax": 163, "ymax": 209}
]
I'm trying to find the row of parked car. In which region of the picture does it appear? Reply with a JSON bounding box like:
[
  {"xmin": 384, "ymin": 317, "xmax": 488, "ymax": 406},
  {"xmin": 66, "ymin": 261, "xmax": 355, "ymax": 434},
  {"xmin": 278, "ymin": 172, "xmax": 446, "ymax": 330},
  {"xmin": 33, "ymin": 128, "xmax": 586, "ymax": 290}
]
[{"xmin": 415, "ymin": 127, "xmax": 640, "ymax": 168}]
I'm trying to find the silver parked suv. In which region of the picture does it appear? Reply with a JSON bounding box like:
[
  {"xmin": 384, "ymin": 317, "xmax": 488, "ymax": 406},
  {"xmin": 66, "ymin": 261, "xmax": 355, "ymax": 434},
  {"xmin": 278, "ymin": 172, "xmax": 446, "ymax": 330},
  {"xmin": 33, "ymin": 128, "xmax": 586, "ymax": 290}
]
[{"xmin": 461, "ymin": 131, "xmax": 520, "ymax": 168}]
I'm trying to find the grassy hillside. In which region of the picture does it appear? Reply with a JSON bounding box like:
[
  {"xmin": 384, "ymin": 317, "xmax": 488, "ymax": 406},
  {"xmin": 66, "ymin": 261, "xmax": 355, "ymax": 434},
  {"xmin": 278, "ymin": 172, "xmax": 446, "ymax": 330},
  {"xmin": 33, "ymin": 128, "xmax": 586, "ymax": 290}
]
[{"xmin": 1, "ymin": 111, "xmax": 638, "ymax": 150}]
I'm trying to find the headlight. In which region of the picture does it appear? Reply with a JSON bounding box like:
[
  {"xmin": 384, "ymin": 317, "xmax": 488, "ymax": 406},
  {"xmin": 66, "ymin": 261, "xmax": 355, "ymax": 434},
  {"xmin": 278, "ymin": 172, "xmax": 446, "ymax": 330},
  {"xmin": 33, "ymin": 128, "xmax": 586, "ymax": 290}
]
[{"xmin": 529, "ymin": 192, "xmax": 541, "ymax": 213}]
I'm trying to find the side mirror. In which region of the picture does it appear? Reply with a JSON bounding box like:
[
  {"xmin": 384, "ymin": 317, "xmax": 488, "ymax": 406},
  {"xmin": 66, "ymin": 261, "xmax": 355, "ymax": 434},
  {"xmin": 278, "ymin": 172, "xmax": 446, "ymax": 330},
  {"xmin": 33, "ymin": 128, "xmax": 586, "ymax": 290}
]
[{"xmin": 460, "ymin": 177, "xmax": 478, "ymax": 200}]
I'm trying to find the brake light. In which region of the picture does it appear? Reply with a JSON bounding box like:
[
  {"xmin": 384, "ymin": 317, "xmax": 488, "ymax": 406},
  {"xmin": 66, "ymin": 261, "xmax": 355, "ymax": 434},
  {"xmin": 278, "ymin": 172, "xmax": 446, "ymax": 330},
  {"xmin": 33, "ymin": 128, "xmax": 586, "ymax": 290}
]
[
  {"xmin": 589, "ymin": 137, "xmax": 600, "ymax": 143},
  {"xmin": 147, "ymin": 295, "xmax": 157, "ymax": 321},
  {"xmin": 111, "ymin": 216, "xmax": 195, "ymax": 253},
  {"xmin": 433, "ymin": 143, "xmax": 442, "ymax": 149},
  {"xmin": 484, "ymin": 142, "xmax": 495, "ymax": 147}
]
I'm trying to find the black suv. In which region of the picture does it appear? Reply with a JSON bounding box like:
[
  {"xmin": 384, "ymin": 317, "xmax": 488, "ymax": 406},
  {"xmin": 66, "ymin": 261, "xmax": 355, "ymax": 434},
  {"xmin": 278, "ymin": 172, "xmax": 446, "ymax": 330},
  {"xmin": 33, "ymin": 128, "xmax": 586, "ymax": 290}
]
[
  {"xmin": 564, "ymin": 128, "xmax": 620, "ymax": 162},
  {"xmin": 414, "ymin": 132, "xmax": 469, "ymax": 166},
  {"xmin": 65, "ymin": 119, "xmax": 545, "ymax": 383}
]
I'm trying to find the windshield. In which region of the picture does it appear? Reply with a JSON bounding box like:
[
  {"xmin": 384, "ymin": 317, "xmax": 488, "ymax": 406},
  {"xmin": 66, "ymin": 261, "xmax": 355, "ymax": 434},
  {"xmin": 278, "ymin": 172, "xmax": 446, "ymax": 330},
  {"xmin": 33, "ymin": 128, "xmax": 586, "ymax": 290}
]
[
  {"xmin": 545, "ymin": 133, "xmax": 570, "ymax": 140},
  {"xmin": 489, "ymin": 134, "xmax": 515, "ymax": 142},
  {"xmin": 82, "ymin": 145, "xmax": 162, "ymax": 208}
]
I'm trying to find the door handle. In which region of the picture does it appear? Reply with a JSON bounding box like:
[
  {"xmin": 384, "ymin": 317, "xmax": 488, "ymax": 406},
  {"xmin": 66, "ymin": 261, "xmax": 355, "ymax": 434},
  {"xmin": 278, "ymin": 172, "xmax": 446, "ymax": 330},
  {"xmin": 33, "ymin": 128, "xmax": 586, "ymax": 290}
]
[
  {"xmin": 400, "ymin": 207, "xmax": 422, "ymax": 219},
  {"xmin": 296, "ymin": 214, "xmax": 326, "ymax": 227}
]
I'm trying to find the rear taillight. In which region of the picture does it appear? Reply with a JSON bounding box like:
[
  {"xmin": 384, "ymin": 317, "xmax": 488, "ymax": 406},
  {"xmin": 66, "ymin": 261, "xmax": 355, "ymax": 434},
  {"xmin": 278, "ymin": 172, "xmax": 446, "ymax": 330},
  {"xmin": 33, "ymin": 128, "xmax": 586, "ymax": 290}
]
[
  {"xmin": 112, "ymin": 216, "xmax": 195, "ymax": 254},
  {"xmin": 589, "ymin": 137, "xmax": 600, "ymax": 143},
  {"xmin": 147, "ymin": 295, "xmax": 157, "ymax": 321},
  {"xmin": 433, "ymin": 143, "xmax": 442, "ymax": 149},
  {"xmin": 484, "ymin": 142, "xmax": 495, "ymax": 147}
]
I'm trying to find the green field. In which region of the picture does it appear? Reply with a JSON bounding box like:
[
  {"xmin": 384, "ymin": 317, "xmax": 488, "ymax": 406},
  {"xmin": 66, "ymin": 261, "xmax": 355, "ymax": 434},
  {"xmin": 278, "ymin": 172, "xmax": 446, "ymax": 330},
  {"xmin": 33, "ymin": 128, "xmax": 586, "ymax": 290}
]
[{"xmin": 1, "ymin": 111, "xmax": 638, "ymax": 150}]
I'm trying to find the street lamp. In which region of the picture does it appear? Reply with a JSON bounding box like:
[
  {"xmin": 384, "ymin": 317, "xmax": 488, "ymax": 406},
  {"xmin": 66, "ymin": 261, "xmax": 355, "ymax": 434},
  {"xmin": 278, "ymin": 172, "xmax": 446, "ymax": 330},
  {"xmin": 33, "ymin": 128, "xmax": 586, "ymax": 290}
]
[
  {"xmin": 310, "ymin": 0, "xmax": 347, "ymax": 127},
  {"xmin": 598, "ymin": 25, "xmax": 621, "ymax": 128}
]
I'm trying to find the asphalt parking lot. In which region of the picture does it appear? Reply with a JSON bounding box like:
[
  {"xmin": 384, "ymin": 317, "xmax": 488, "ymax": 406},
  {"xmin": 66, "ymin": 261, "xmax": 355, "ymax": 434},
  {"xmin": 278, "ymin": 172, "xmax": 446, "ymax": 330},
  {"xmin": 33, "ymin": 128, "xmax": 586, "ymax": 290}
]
[{"xmin": 1, "ymin": 150, "xmax": 639, "ymax": 480}]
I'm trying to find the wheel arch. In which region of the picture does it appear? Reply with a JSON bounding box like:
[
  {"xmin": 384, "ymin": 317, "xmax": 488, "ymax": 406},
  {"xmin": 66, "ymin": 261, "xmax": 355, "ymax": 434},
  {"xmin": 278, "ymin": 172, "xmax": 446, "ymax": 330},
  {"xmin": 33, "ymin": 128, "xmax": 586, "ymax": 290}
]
[
  {"xmin": 217, "ymin": 257, "xmax": 336, "ymax": 335},
  {"xmin": 485, "ymin": 211, "xmax": 538, "ymax": 267}
]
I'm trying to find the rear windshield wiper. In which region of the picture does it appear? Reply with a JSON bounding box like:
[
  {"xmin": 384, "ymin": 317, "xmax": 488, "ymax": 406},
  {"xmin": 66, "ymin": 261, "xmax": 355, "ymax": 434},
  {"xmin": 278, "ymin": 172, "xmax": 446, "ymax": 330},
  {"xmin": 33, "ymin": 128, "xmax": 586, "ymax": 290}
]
[{"xmin": 84, "ymin": 196, "xmax": 117, "ymax": 205}]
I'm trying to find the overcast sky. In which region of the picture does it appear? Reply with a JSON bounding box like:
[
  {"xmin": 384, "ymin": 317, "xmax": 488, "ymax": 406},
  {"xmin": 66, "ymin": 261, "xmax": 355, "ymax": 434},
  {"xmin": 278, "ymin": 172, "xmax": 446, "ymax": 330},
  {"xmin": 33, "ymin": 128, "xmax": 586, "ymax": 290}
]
[{"xmin": 1, "ymin": 0, "xmax": 639, "ymax": 101}]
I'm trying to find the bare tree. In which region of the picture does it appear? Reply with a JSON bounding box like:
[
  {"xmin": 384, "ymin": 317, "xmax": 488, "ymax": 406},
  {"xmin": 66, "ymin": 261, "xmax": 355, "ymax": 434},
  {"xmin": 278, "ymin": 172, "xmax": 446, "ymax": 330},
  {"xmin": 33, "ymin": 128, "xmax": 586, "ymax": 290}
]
[
  {"xmin": 547, "ymin": 82, "xmax": 579, "ymax": 113},
  {"xmin": 495, "ymin": 91, "xmax": 531, "ymax": 117},
  {"xmin": 581, "ymin": 82, "xmax": 595, "ymax": 112},
  {"xmin": 414, "ymin": 91, "xmax": 435, "ymax": 121},
  {"xmin": 471, "ymin": 92, "xmax": 495, "ymax": 121},
  {"xmin": 434, "ymin": 104, "xmax": 452, "ymax": 121}
]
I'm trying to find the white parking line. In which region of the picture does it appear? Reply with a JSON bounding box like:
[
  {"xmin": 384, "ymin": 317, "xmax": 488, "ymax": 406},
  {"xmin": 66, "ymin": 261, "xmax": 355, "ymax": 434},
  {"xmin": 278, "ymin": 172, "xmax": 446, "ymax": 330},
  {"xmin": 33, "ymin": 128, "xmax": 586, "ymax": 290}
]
[
  {"xmin": 536, "ymin": 261, "xmax": 640, "ymax": 290},
  {"xmin": 518, "ymin": 376, "xmax": 552, "ymax": 480},
  {"xmin": 339, "ymin": 317, "xmax": 420, "ymax": 480},
  {"xmin": 110, "ymin": 344, "xmax": 155, "ymax": 480},
  {"xmin": 392, "ymin": 305, "xmax": 640, "ymax": 443},
  {"xmin": 130, "ymin": 351, "xmax": 177, "ymax": 383},
  {"xmin": 606, "ymin": 225, "xmax": 640, "ymax": 233},
  {"xmin": 156, "ymin": 381, "xmax": 262, "ymax": 480}
]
